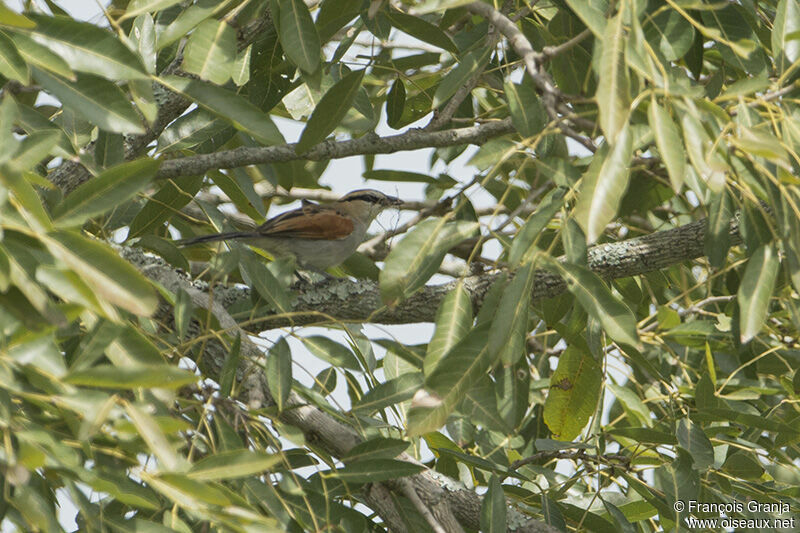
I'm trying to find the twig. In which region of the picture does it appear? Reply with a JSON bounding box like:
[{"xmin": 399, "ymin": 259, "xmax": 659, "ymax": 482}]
[
  {"xmin": 400, "ymin": 479, "xmax": 449, "ymax": 533},
  {"xmin": 509, "ymin": 449, "xmax": 631, "ymax": 471}
]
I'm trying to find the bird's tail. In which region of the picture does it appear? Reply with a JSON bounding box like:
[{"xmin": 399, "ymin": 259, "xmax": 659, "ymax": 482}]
[{"xmin": 177, "ymin": 231, "xmax": 257, "ymax": 247}]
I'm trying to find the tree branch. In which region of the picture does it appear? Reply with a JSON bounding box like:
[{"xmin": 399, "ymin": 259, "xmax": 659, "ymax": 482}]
[
  {"xmin": 155, "ymin": 119, "xmax": 515, "ymax": 180},
  {"xmin": 207, "ymin": 212, "xmax": 742, "ymax": 331}
]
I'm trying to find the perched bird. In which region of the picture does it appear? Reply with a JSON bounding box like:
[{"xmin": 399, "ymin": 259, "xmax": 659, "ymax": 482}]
[{"xmin": 179, "ymin": 189, "xmax": 402, "ymax": 271}]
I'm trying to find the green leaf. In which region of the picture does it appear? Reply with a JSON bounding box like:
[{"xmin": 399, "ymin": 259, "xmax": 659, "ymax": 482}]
[
  {"xmin": 675, "ymin": 418, "xmax": 714, "ymax": 469},
  {"xmin": 407, "ymin": 324, "xmax": 491, "ymax": 436},
  {"xmin": 647, "ymin": 100, "xmax": 686, "ymax": 193},
  {"xmin": 432, "ymin": 47, "xmax": 491, "ymax": 109},
  {"xmin": 182, "ymin": 19, "xmax": 235, "ymax": 85},
  {"xmin": 53, "ymin": 159, "xmax": 160, "ymax": 227},
  {"xmin": 44, "ymin": 230, "xmax": 159, "ymax": 316},
  {"xmin": 9, "ymin": 129, "xmax": 61, "ymax": 172},
  {"xmin": 387, "ymin": 10, "xmax": 458, "ymax": 54},
  {"xmin": 574, "ymin": 122, "xmax": 632, "ymax": 243},
  {"xmin": 704, "ymin": 190, "xmax": 732, "ymax": 269},
  {"xmin": 542, "ymin": 345, "xmax": 602, "ymax": 440},
  {"xmin": 9, "ymin": 31, "xmax": 73, "ymax": 79},
  {"xmin": 774, "ymin": 0, "xmax": 800, "ymax": 74},
  {"xmin": 363, "ymin": 169, "xmax": 437, "ymax": 183},
  {"xmin": 302, "ymin": 336, "xmax": 361, "ymax": 371},
  {"xmin": 596, "ymin": 13, "xmax": 629, "ymax": 142},
  {"xmin": 0, "ymin": 30, "xmax": 29, "ymax": 83},
  {"xmin": 342, "ymin": 438, "xmax": 410, "ymax": 462},
  {"xmin": 504, "ymin": 77, "xmax": 546, "ymax": 140},
  {"xmin": 173, "ymin": 288, "xmax": 192, "ymax": 340},
  {"xmin": 94, "ymin": 130, "xmax": 124, "ymax": 168},
  {"xmin": 160, "ymin": 75, "xmax": 284, "ymax": 145},
  {"xmin": 564, "ymin": 0, "xmax": 609, "ymax": 36},
  {"xmin": 641, "ymin": 6, "xmax": 694, "ymax": 61},
  {"xmin": 33, "ymin": 68, "xmax": 145, "ymax": 134},
  {"xmin": 128, "ymin": 175, "xmax": 203, "ymax": 238},
  {"xmin": 188, "ymin": 450, "xmax": 280, "ymax": 480},
  {"xmin": 266, "ymin": 337, "xmax": 292, "ymax": 412},
  {"xmin": 120, "ymin": 0, "xmax": 185, "ymax": 21},
  {"xmin": 239, "ymin": 250, "xmax": 291, "ymax": 313},
  {"xmin": 380, "ymin": 218, "xmax": 478, "ymax": 304},
  {"xmin": 219, "ymin": 333, "xmax": 240, "ymax": 397},
  {"xmin": 157, "ymin": 0, "xmax": 223, "ymax": 50},
  {"xmin": 66, "ymin": 364, "xmax": 197, "ymax": 389},
  {"xmin": 278, "ymin": 0, "xmax": 320, "ymax": 73},
  {"xmin": 508, "ymin": 188, "xmax": 565, "ymax": 267},
  {"xmin": 353, "ymin": 372, "xmax": 423, "ymax": 414},
  {"xmin": 721, "ymin": 451, "xmax": 764, "ymax": 480},
  {"xmin": 546, "ymin": 259, "xmax": 640, "ymax": 348},
  {"xmin": 25, "ymin": 14, "xmax": 148, "ymax": 80},
  {"xmin": 737, "ymin": 243, "xmax": 779, "ymax": 343},
  {"xmin": 328, "ymin": 459, "xmax": 424, "ymax": 483},
  {"xmin": 481, "ymin": 475, "xmax": 506, "ymax": 533},
  {"xmin": 488, "ymin": 261, "xmax": 535, "ymax": 365},
  {"xmin": 385, "ymin": 77, "xmax": 406, "ymax": 129},
  {"xmin": 425, "ymin": 283, "xmax": 473, "ymax": 374},
  {"xmin": 295, "ymin": 69, "xmax": 364, "ymax": 154},
  {"xmin": 125, "ymin": 403, "xmax": 182, "ymax": 471}
]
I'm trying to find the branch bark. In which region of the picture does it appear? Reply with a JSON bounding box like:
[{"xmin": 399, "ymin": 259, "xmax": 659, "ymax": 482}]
[{"xmin": 206, "ymin": 213, "xmax": 742, "ymax": 331}]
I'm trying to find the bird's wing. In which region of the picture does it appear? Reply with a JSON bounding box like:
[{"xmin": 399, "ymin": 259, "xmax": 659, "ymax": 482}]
[{"xmin": 258, "ymin": 205, "xmax": 354, "ymax": 240}]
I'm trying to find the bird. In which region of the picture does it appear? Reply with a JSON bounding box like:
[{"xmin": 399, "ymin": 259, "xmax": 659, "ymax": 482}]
[{"xmin": 178, "ymin": 189, "xmax": 402, "ymax": 271}]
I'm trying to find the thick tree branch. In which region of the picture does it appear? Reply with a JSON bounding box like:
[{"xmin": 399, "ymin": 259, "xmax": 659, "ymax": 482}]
[{"xmin": 208, "ymin": 213, "xmax": 743, "ymax": 331}]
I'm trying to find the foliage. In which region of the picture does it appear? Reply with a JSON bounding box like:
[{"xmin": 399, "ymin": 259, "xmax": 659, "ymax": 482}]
[{"xmin": 0, "ymin": 0, "xmax": 799, "ymax": 531}]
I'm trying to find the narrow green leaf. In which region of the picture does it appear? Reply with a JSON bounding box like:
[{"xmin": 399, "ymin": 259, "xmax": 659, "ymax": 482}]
[
  {"xmin": 219, "ymin": 333, "xmax": 241, "ymax": 397},
  {"xmin": 25, "ymin": 14, "xmax": 148, "ymax": 80},
  {"xmin": 126, "ymin": 404, "xmax": 181, "ymax": 471},
  {"xmin": 66, "ymin": 364, "xmax": 197, "ymax": 389},
  {"xmin": 680, "ymin": 108, "xmax": 726, "ymax": 193},
  {"xmin": 704, "ymin": 190, "xmax": 732, "ymax": 269},
  {"xmin": 157, "ymin": 0, "xmax": 224, "ymax": 50},
  {"xmin": 120, "ymin": 0, "xmax": 184, "ymax": 21},
  {"xmin": 239, "ymin": 250, "xmax": 291, "ymax": 313},
  {"xmin": 33, "ymin": 68, "xmax": 145, "ymax": 134},
  {"xmin": 596, "ymin": 13, "xmax": 629, "ymax": 142},
  {"xmin": 160, "ymin": 75, "xmax": 284, "ymax": 145},
  {"xmin": 295, "ymin": 69, "xmax": 364, "ymax": 154},
  {"xmin": 54, "ymin": 159, "xmax": 160, "ymax": 227},
  {"xmin": 380, "ymin": 218, "xmax": 478, "ymax": 304},
  {"xmin": 301, "ymin": 336, "xmax": 361, "ymax": 370},
  {"xmin": 363, "ymin": 169, "xmax": 436, "ymax": 183},
  {"xmin": 564, "ymin": 0, "xmax": 609, "ymax": 36},
  {"xmin": 481, "ymin": 475, "xmax": 506, "ymax": 533},
  {"xmin": 188, "ymin": 450, "xmax": 280, "ymax": 480},
  {"xmin": 342, "ymin": 438, "xmax": 410, "ymax": 462},
  {"xmin": 328, "ymin": 459, "xmax": 424, "ymax": 483},
  {"xmin": 278, "ymin": 0, "xmax": 320, "ymax": 73},
  {"xmin": 546, "ymin": 259, "xmax": 639, "ymax": 348},
  {"xmin": 128, "ymin": 175, "xmax": 204, "ymax": 238},
  {"xmin": 542, "ymin": 345, "xmax": 602, "ymax": 440},
  {"xmin": 425, "ymin": 283, "xmax": 473, "ymax": 374},
  {"xmin": 45, "ymin": 231, "xmax": 159, "ymax": 316},
  {"xmin": 386, "ymin": 77, "xmax": 406, "ymax": 129},
  {"xmin": 174, "ymin": 288, "xmax": 192, "ymax": 340},
  {"xmin": 9, "ymin": 31, "xmax": 73, "ymax": 79},
  {"xmin": 0, "ymin": 6, "xmax": 34, "ymax": 28},
  {"xmin": 675, "ymin": 418, "xmax": 714, "ymax": 469},
  {"xmin": 432, "ymin": 47, "xmax": 491, "ymax": 109},
  {"xmin": 773, "ymin": 0, "xmax": 800, "ymax": 74},
  {"xmin": 266, "ymin": 337, "xmax": 292, "ymax": 412},
  {"xmin": 182, "ymin": 19, "xmax": 236, "ymax": 85},
  {"xmin": 737, "ymin": 243, "xmax": 779, "ymax": 343},
  {"xmin": 387, "ymin": 10, "xmax": 458, "ymax": 54},
  {"xmin": 648, "ymin": 100, "xmax": 686, "ymax": 193},
  {"xmin": 488, "ymin": 262, "xmax": 535, "ymax": 365},
  {"xmin": 0, "ymin": 30, "xmax": 28, "ymax": 83},
  {"xmin": 574, "ymin": 122, "xmax": 632, "ymax": 243},
  {"xmin": 94, "ymin": 130, "xmax": 124, "ymax": 168},
  {"xmin": 353, "ymin": 372, "xmax": 423, "ymax": 414},
  {"xmin": 504, "ymin": 78, "xmax": 546, "ymax": 139},
  {"xmin": 508, "ymin": 188, "xmax": 565, "ymax": 267},
  {"xmin": 9, "ymin": 130, "xmax": 61, "ymax": 172},
  {"xmin": 407, "ymin": 323, "xmax": 491, "ymax": 436}
]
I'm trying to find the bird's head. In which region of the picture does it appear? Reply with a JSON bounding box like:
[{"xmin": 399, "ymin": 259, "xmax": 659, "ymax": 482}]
[{"xmin": 336, "ymin": 189, "xmax": 403, "ymax": 223}]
